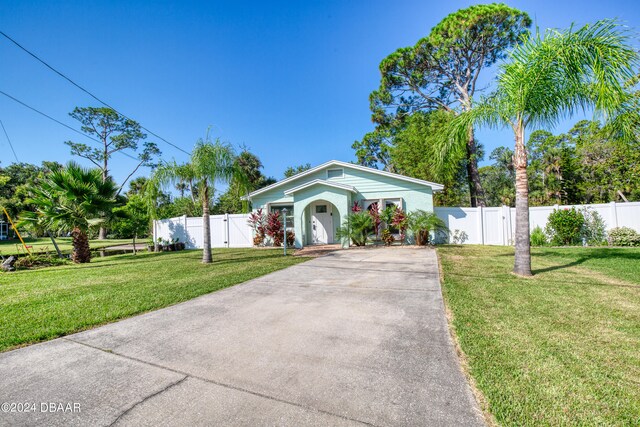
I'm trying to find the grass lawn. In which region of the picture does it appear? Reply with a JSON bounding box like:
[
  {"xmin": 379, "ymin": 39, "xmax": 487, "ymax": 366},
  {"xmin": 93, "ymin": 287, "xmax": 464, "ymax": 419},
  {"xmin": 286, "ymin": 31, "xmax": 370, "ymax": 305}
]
[
  {"xmin": 0, "ymin": 237, "xmax": 133, "ymax": 256},
  {"xmin": 0, "ymin": 248, "xmax": 308, "ymax": 353},
  {"xmin": 438, "ymin": 245, "xmax": 640, "ymax": 426}
]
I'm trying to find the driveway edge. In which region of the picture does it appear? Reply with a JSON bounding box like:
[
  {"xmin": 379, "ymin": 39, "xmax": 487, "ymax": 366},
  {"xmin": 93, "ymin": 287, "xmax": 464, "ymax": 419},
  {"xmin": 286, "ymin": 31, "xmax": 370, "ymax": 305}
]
[{"xmin": 435, "ymin": 248, "xmax": 494, "ymax": 427}]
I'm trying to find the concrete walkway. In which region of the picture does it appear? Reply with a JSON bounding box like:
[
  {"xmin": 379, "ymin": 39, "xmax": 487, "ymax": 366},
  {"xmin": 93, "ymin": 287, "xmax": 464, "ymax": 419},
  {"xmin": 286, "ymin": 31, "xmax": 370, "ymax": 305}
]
[{"xmin": 0, "ymin": 247, "xmax": 484, "ymax": 426}]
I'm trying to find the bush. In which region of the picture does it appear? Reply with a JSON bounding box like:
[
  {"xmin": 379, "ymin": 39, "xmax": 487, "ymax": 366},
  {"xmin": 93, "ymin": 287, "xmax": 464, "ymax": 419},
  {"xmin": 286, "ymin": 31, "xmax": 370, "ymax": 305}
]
[
  {"xmin": 381, "ymin": 228, "xmax": 394, "ymax": 246},
  {"xmin": 608, "ymin": 227, "xmax": 640, "ymax": 247},
  {"xmin": 530, "ymin": 226, "xmax": 547, "ymax": 246},
  {"xmin": 14, "ymin": 254, "xmax": 69, "ymax": 270},
  {"xmin": 545, "ymin": 208, "xmax": 584, "ymax": 245},
  {"xmin": 336, "ymin": 212, "xmax": 373, "ymax": 246},
  {"xmin": 580, "ymin": 208, "xmax": 607, "ymax": 246}
]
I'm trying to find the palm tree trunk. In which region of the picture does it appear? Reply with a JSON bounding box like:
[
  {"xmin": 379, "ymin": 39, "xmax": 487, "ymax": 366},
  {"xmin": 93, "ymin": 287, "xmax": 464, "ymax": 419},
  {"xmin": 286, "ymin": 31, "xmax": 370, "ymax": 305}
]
[
  {"xmin": 71, "ymin": 227, "xmax": 91, "ymax": 263},
  {"xmin": 513, "ymin": 124, "xmax": 532, "ymax": 276},
  {"xmin": 466, "ymin": 127, "xmax": 486, "ymax": 207},
  {"xmin": 201, "ymin": 182, "xmax": 212, "ymax": 263}
]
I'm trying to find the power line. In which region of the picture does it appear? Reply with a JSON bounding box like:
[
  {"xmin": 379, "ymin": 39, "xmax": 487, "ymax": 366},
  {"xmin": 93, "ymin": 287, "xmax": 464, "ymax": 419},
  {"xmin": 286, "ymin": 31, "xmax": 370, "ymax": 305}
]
[
  {"xmin": 0, "ymin": 119, "xmax": 19, "ymax": 163},
  {"xmin": 0, "ymin": 30, "xmax": 190, "ymax": 156},
  {"xmin": 0, "ymin": 89, "xmax": 139, "ymax": 161}
]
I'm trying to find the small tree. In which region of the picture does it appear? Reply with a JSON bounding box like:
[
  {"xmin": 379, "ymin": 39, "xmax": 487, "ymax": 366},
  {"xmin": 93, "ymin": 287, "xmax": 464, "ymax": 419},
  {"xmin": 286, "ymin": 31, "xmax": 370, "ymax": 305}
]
[
  {"xmin": 112, "ymin": 195, "xmax": 150, "ymax": 254},
  {"xmin": 23, "ymin": 162, "xmax": 117, "ymax": 263},
  {"xmin": 336, "ymin": 212, "xmax": 373, "ymax": 247},
  {"xmin": 407, "ymin": 210, "xmax": 449, "ymax": 245}
]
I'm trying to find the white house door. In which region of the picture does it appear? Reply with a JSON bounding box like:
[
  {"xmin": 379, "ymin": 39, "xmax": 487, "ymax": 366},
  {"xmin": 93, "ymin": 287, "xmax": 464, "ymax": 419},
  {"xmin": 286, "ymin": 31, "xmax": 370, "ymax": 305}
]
[{"xmin": 312, "ymin": 204, "xmax": 333, "ymax": 244}]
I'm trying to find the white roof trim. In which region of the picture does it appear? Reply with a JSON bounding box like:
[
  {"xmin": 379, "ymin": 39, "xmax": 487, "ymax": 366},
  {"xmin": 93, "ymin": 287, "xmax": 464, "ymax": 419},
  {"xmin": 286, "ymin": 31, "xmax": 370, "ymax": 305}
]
[
  {"xmin": 245, "ymin": 160, "xmax": 444, "ymax": 200},
  {"xmin": 283, "ymin": 179, "xmax": 357, "ymax": 196}
]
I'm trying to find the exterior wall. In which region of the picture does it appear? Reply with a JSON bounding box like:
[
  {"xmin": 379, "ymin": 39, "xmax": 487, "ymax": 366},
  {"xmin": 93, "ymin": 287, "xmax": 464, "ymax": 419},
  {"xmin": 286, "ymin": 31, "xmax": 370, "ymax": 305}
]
[{"xmin": 251, "ymin": 165, "xmax": 435, "ymax": 216}]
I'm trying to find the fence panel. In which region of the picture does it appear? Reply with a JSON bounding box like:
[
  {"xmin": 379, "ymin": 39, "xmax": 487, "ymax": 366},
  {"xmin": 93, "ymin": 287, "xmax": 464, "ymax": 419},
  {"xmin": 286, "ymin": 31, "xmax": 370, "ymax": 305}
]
[
  {"xmin": 154, "ymin": 214, "xmax": 253, "ymax": 249},
  {"xmin": 435, "ymin": 201, "xmax": 639, "ymax": 246},
  {"xmin": 156, "ymin": 202, "xmax": 639, "ymax": 248}
]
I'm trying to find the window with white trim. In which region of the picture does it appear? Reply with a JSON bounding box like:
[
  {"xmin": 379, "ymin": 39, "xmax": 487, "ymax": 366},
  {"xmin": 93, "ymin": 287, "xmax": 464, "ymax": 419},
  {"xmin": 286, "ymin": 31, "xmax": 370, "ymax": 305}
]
[
  {"xmin": 270, "ymin": 205, "xmax": 294, "ymax": 228},
  {"xmin": 327, "ymin": 168, "xmax": 344, "ymax": 179}
]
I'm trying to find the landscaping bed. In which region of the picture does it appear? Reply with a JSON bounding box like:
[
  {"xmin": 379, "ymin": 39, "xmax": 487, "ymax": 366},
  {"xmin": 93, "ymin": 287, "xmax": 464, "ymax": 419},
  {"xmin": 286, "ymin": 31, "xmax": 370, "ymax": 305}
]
[
  {"xmin": 438, "ymin": 245, "xmax": 640, "ymax": 426},
  {"xmin": 0, "ymin": 249, "xmax": 308, "ymax": 352}
]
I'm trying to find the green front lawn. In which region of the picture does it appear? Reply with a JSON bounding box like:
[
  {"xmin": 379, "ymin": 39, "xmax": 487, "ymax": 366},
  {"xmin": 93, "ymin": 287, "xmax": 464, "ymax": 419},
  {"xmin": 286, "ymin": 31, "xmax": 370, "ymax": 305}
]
[
  {"xmin": 0, "ymin": 249, "xmax": 308, "ymax": 352},
  {"xmin": 438, "ymin": 245, "xmax": 640, "ymax": 426},
  {"xmin": 0, "ymin": 237, "xmax": 133, "ymax": 256}
]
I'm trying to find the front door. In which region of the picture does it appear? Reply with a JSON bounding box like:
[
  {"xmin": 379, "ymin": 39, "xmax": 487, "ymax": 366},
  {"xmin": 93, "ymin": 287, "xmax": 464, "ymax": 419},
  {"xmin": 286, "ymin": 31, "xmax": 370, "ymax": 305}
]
[{"xmin": 312, "ymin": 204, "xmax": 333, "ymax": 244}]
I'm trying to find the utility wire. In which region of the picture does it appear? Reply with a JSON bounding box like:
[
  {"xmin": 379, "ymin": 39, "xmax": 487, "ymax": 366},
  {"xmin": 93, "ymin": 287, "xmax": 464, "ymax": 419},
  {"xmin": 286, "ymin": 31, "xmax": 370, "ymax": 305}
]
[
  {"xmin": 0, "ymin": 89, "xmax": 138, "ymax": 161},
  {"xmin": 0, "ymin": 30, "xmax": 190, "ymax": 156},
  {"xmin": 0, "ymin": 119, "xmax": 20, "ymax": 163}
]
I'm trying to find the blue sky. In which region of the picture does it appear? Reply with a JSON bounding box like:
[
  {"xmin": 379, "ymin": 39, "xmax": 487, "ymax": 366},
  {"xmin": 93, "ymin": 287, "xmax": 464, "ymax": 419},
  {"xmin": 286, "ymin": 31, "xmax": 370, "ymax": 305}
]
[{"xmin": 1, "ymin": 0, "xmax": 638, "ymax": 189}]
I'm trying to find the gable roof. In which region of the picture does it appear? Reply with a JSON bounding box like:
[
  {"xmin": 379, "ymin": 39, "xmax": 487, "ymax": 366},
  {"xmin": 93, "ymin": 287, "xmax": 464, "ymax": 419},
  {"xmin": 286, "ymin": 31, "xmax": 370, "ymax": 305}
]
[
  {"xmin": 283, "ymin": 179, "xmax": 357, "ymax": 196},
  {"xmin": 245, "ymin": 160, "xmax": 443, "ymax": 200}
]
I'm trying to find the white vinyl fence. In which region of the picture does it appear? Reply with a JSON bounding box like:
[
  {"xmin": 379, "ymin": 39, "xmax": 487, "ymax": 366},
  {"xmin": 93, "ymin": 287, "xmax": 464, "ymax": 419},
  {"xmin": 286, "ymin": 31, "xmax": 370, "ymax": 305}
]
[
  {"xmin": 434, "ymin": 201, "xmax": 640, "ymax": 245},
  {"xmin": 153, "ymin": 214, "xmax": 253, "ymax": 249},
  {"xmin": 154, "ymin": 202, "xmax": 640, "ymax": 248}
]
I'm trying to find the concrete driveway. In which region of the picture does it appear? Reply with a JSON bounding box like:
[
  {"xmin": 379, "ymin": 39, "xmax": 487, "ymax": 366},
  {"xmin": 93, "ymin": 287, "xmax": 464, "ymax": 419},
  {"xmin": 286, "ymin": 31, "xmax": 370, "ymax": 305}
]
[{"xmin": 0, "ymin": 247, "xmax": 484, "ymax": 426}]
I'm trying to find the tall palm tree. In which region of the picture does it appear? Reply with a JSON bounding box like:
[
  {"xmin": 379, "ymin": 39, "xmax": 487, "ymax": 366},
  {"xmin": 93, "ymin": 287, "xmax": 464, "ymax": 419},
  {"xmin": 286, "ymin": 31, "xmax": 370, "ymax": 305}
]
[
  {"xmin": 151, "ymin": 133, "xmax": 247, "ymax": 263},
  {"xmin": 24, "ymin": 162, "xmax": 117, "ymax": 263},
  {"xmin": 452, "ymin": 20, "xmax": 637, "ymax": 276}
]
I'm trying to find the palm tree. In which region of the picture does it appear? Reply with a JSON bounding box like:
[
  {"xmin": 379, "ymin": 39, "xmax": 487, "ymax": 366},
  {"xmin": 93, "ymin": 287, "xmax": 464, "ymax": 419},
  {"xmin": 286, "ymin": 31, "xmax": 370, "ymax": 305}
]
[
  {"xmin": 407, "ymin": 210, "xmax": 449, "ymax": 245},
  {"xmin": 151, "ymin": 133, "xmax": 247, "ymax": 263},
  {"xmin": 451, "ymin": 20, "xmax": 637, "ymax": 276},
  {"xmin": 24, "ymin": 162, "xmax": 117, "ymax": 263}
]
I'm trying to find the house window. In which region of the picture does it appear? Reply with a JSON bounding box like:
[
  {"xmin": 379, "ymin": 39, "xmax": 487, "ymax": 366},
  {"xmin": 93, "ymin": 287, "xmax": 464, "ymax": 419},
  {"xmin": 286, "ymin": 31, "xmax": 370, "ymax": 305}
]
[
  {"xmin": 362, "ymin": 200, "xmax": 379, "ymax": 212},
  {"xmin": 327, "ymin": 168, "xmax": 343, "ymax": 179},
  {"xmin": 270, "ymin": 205, "xmax": 294, "ymax": 228},
  {"xmin": 384, "ymin": 198, "xmax": 402, "ymax": 209}
]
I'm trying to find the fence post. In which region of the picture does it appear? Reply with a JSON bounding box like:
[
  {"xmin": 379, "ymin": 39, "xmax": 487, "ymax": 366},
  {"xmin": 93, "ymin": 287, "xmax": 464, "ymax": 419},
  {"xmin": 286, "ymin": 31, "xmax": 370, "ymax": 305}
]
[
  {"xmin": 183, "ymin": 215, "xmax": 188, "ymax": 248},
  {"xmin": 610, "ymin": 201, "xmax": 618, "ymax": 228},
  {"xmin": 477, "ymin": 206, "xmax": 484, "ymax": 245},
  {"xmin": 224, "ymin": 213, "xmax": 230, "ymax": 248}
]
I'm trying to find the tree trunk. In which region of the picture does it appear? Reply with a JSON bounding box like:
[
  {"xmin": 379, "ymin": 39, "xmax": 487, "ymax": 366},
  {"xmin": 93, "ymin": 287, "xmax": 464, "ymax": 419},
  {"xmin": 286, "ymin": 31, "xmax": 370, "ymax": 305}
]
[
  {"xmin": 71, "ymin": 227, "xmax": 91, "ymax": 263},
  {"xmin": 132, "ymin": 234, "xmax": 137, "ymax": 255},
  {"xmin": 98, "ymin": 157, "xmax": 109, "ymax": 240},
  {"xmin": 466, "ymin": 127, "xmax": 486, "ymax": 207},
  {"xmin": 47, "ymin": 231, "xmax": 64, "ymax": 258},
  {"xmin": 201, "ymin": 182, "xmax": 212, "ymax": 263},
  {"xmin": 513, "ymin": 124, "xmax": 532, "ymax": 276}
]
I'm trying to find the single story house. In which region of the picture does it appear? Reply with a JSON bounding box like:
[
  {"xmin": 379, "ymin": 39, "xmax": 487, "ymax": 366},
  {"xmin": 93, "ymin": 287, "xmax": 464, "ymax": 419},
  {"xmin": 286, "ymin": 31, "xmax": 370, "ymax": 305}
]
[{"xmin": 244, "ymin": 160, "xmax": 443, "ymax": 248}]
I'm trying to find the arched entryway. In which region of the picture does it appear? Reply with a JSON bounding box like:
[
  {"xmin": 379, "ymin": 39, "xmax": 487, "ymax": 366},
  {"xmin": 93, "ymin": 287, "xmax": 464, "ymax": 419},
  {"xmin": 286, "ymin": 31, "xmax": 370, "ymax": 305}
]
[{"xmin": 296, "ymin": 199, "xmax": 342, "ymax": 247}]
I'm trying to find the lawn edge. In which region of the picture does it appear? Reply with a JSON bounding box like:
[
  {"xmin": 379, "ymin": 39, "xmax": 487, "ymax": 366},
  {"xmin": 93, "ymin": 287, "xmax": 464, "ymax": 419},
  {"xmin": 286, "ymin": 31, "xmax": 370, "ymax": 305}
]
[{"xmin": 435, "ymin": 248, "xmax": 498, "ymax": 427}]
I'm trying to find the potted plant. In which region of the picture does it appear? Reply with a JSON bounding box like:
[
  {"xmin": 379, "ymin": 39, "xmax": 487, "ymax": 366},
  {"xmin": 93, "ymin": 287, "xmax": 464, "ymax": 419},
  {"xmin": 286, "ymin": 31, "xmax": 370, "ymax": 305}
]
[
  {"xmin": 175, "ymin": 238, "xmax": 185, "ymax": 250},
  {"xmin": 156, "ymin": 238, "xmax": 164, "ymax": 252}
]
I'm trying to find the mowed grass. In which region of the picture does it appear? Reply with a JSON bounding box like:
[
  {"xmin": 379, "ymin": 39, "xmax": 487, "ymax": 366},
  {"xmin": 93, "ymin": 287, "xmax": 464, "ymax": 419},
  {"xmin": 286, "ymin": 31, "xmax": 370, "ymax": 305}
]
[
  {"xmin": 0, "ymin": 249, "xmax": 309, "ymax": 352},
  {"xmin": 438, "ymin": 245, "xmax": 640, "ymax": 426},
  {"xmin": 0, "ymin": 237, "xmax": 132, "ymax": 256}
]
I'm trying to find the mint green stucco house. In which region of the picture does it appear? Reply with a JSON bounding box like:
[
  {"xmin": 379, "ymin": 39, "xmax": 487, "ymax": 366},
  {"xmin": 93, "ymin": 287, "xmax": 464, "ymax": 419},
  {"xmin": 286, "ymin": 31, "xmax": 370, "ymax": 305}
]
[{"xmin": 245, "ymin": 160, "xmax": 443, "ymax": 248}]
